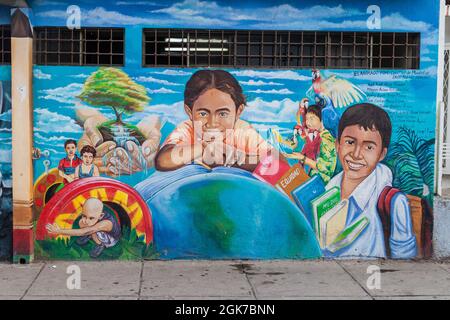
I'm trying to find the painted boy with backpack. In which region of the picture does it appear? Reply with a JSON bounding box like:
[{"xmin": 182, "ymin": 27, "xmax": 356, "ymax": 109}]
[{"xmin": 325, "ymin": 103, "xmax": 417, "ymax": 259}]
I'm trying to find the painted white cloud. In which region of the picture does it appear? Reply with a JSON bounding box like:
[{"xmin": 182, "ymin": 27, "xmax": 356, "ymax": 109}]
[
  {"xmin": 34, "ymin": 133, "xmax": 75, "ymax": 142},
  {"xmin": 421, "ymin": 57, "xmax": 434, "ymax": 62},
  {"xmin": 146, "ymin": 87, "xmax": 180, "ymax": 94},
  {"xmin": 381, "ymin": 13, "xmax": 431, "ymax": 32},
  {"xmin": 34, "ymin": 108, "xmax": 82, "ymax": 133},
  {"xmin": 240, "ymin": 80, "xmax": 283, "ymax": 86},
  {"xmin": 254, "ymin": 12, "xmax": 433, "ymax": 32},
  {"xmin": 36, "ymin": 5, "xmax": 226, "ymax": 27},
  {"xmin": 34, "ymin": 69, "xmax": 52, "ymax": 80},
  {"xmin": 242, "ymin": 97, "xmax": 298, "ymax": 123},
  {"xmin": 70, "ymin": 74, "xmax": 90, "ymax": 79},
  {"xmin": 135, "ymin": 76, "xmax": 183, "ymax": 86},
  {"xmin": 153, "ymin": 1, "xmax": 363, "ymax": 24},
  {"xmin": 37, "ymin": 7, "xmax": 167, "ymax": 26},
  {"xmin": 152, "ymin": 69, "xmax": 192, "ymax": 76},
  {"xmin": 34, "ymin": 2, "xmax": 436, "ymax": 42},
  {"xmin": 151, "ymin": 0, "xmax": 239, "ymax": 25},
  {"xmin": 248, "ymin": 88, "xmax": 294, "ymax": 95},
  {"xmin": 422, "ymin": 29, "xmax": 438, "ymax": 46},
  {"xmin": 232, "ymin": 70, "xmax": 309, "ymax": 81},
  {"xmin": 127, "ymin": 101, "xmax": 187, "ymax": 125},
  {"xmin": 39, "ymin": 83, "xmax": 83, "ymax": 104}
]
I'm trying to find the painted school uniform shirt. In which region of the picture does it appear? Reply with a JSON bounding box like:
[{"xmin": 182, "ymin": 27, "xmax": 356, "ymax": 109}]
[
  {"xmin": 325, "ymin": 163, "xmax": 417, "ymax": 259},
  {"xmin": 163, "ymin": 119, "xmax": 274, "ymax": 156}
]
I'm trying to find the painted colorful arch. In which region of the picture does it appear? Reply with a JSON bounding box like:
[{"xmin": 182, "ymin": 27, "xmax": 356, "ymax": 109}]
[
  {"xmin": 33, "ymin": 168, "xmax": 65, "ymax": 216},
  {"xmin": 36, "ymin": 177, "xmax": 153, "ymax": 245}
]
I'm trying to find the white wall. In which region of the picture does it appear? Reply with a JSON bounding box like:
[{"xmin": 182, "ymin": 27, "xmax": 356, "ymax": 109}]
[{"xmin": 445, "ymin": 16, "xmax": 450, "ymax": 45}]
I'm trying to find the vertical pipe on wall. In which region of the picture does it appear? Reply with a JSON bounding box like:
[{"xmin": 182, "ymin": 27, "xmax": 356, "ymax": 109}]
[
  {"xmin": 436, "ymin": 0, "xmax": 446, "ymax": 196},
  {"xmin": 10, "ymin": 7, "xmax": 34, "ymax": 264}
]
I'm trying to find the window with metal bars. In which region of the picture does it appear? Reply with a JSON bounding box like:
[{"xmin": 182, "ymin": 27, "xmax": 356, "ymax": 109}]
[
  {"xmin": 34, "ymin": 27, "xmax": 125, "ymax": 66},
  {"xmin": 0, "ymin": 25, "xmax": 11, "ymax": 65},
  {"xmin": 143, "ymin": 29, "xmax": 420, "ymax": 69}
]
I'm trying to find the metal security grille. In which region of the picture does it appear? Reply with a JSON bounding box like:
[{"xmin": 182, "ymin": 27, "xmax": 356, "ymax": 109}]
[
  {"xmin": 443, "ymin": 49, "xmax": 450, "ymax": 174},
  {"xmin": 143, "ymin": 29, "xmax": 420, "ymax": 69},
  {"xmin": 0, "ymin": 25, "xmax": 11, "ymax": 65},
  {"xmin": 34, "ymin": 27, "xmax": 124, "ymax": 66}
]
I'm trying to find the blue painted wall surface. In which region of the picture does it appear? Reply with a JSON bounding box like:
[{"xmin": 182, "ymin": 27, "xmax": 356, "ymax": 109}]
[{"xmin": 2, "ymin": 0, "xmax": 442, "ymax": 260}]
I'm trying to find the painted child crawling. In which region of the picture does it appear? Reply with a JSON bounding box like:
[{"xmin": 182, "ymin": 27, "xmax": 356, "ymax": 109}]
[{"xmin": 46, "ymin": 198, "xmax": 121, "ymax": 258}]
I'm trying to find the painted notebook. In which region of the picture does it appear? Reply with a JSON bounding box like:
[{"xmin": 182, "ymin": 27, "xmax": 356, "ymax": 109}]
[
  {"xmin": 311, "ymin": 186, "xmax": 341, "ymax": 242},
  {"xmin": 275, "ymin": 163, "xmax": 310, "ymax": 201},
  {"xmin": 319, "ymin": 199, "xmax": 349, "ymax": 248},
  {"xmin": 291, "ymin": 174, "xmax": 325, "ymax": 227},
  {"xmin": 327, "ymin": 217, "xmax": 370, "ymax": 253}
]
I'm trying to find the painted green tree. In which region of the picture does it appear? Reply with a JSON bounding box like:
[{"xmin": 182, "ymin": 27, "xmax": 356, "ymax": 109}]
[
  {"xmin": 78, "ymin": 67, "xmax": 150, "ymax": 124},
  {"xmin": 384, "ymin": 127, "xmax": 435, "ymax": 205}
]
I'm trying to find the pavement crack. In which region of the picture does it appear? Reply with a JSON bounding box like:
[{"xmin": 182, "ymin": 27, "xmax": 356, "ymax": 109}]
[
  {"xmin": 137, "ymin": 260, "xmax": 144, "ymax": 300},
  {"xmin": 20, "ymin": 263, "xmax": 46, "ymax": 300},
  {"xmin": 233, "ymin": 262, "xmax": 258, "ymax": 300},
  {"xmin": 336, "ymin": 261, "xmax": 375, "ymax": 300}
]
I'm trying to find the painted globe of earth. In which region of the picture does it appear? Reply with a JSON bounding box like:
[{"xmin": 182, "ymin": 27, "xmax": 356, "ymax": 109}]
[{"xmin": 135, "ymin": 165, "xmax": 321, "ymax": 259}]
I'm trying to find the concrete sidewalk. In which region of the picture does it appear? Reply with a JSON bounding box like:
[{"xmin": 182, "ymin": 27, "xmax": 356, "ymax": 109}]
[{"xmin": 1, "ymin": 259, "xmax": 450, "ymax": 300}]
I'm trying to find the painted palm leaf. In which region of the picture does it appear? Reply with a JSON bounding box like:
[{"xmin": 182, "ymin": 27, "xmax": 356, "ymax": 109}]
[{"xmin": 385, "ymin": 127, "xmax": 435, "ymax": 204}]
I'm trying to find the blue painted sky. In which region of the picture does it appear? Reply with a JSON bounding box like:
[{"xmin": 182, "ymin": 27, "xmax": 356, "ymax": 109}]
[
  {"xmin": 0, "ymin": 1, "xmax": 440, "ymax": 67},
  {"xmin": 25, "ymin": 0, "xmax": 439, "ymax": 31},
  {"xmin": 29, "ymin": 66, "xmax": 438, "ymax": 184},
  {"xmin": 17, "ymin": 1, "xmax": 439, "ymax": 69},
  {"xmin": 0, "ymin": 0, "xmax": 441, "ymax": 186}
]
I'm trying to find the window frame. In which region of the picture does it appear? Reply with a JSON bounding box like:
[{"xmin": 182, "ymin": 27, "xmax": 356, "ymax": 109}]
[
  {"xmin": 0, "ymin": 25, "xmax": 11, "ymax": 65},
  {"xmin": 33, "ymin": 26, "xmax": 125, "ymax": 67},
  {"xmin": 142, "ymin": 28, "xmax": 421, "ymax": 70}
]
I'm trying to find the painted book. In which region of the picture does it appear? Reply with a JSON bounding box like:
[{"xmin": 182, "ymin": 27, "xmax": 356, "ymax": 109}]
[
  {"xmin": 327, "ymin": 217, "xmax": 370, "ymax": 253},
  {"xmin": 274, "ymin": 163, "xmax": 310, "ymax": 200},
  {"xmin": 319, "ymin": 199, "xmax": 349, "ymax": 248},
  {"xmin": 311, "ymin": 186, "xmax": 341, "ymax": 240},
  {"xmin": 252, "ymin": 155, "xmax": 291, "ymax": 186},
  {"xmin": 291, "ymin": 175, "xmax": 325, "ymax": 227}
]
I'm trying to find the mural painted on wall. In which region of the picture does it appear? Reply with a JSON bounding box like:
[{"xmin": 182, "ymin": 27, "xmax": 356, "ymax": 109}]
[
  {"xmin": 32, "ymin": 66, "xmax": 436, "ymax": 260},
  {"xmin": 27, "ymin": 0, "xmax": 439, "ymax": 260},
  {"xmin": 0, "ymin": 80, "xmax": 12, "ymax": 260}
]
